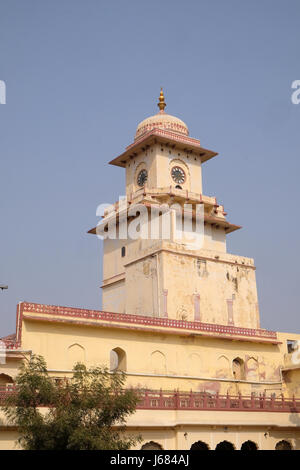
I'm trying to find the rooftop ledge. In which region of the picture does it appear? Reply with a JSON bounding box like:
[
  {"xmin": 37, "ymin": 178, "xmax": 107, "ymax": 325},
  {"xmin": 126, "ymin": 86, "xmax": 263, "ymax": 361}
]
[
  {"xmin": 10, "ymin": 302, "xmax": 280, "ymax": 346},
  {"xmin": 109, "ymin": 128, "xmax": 218, "ymax": 168}
]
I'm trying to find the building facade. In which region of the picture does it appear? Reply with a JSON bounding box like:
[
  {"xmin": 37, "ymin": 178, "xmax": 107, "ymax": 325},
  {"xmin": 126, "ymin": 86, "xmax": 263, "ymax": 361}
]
[{"xmin": 1, "ymin": 91, "xmax": 300, "ymax": 450}]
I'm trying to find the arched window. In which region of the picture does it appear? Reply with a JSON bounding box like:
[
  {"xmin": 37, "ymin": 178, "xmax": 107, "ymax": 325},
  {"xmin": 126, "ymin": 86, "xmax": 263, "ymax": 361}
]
[
  {"xmin": 275, "ymin": 440, "xmax": 293, "ymax": 450},
  {"xmin": 240, "ymin": 440, "xmax": 258, "ymax": 451},
  {"xmin": 232, "ymin": 357, "xmax": 245, "ymax": 380},
  {"xmin": 190, "ymin": 441, "xmax": 210, "ymax": 450},
  {"xmin": 141, "ymin": 441, "xmax": 163, "ymax": 450},
  {"xmin": 110, "ymin": 347, "xmax": 127, "ymax": 372},
  {"xmin": 215, "ymin": 440, "xmax": 235, "ymax": 451}
]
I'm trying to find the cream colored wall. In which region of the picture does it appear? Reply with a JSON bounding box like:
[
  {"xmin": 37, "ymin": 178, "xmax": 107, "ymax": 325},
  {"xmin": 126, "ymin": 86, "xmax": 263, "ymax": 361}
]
[
  {"xmin": 1, "ymin": 318, "xmax": 300, "ymax": 450},
  {"xmin": 0, "ymin": 359, "xmax": 23, "ymax": 381},
  {"xmin": 126, "ymin": 147, "xmax": 156, "ymax": 197},
  {"xmin": 103, "ymin": 237, "xmax": 126, "ymax": 281},
  {"xmin": 203, "ymin": 224, "xmax": 226, "ymax": 252},
  {"xmin": 162, "ymin": 249, "xmax": 259, "ymax": 327},
  {"xmin": 125, "ymin": 143, "xmax": 203, "ymax": 196},
  {"xmin": 19, "ymin": 317, "xmax": 293, "ymax": 396},
  {"xmin": 102, "ymin": 280, "xmax": 125, "ymax": 313},
  {"xmin": 1, "ymin": 424, "xmax": 300, "ymax": 450},
  {"xmin": 0, "ymin": 430, "xmax": 20, "ymax": 450},
  {"xmin": 114, "ymin": 235, "xmax": 258, "ymax": 327},
  {"xmin": 102, "ymin": 203, "xmax": 256, "ymax": 326},
  {"xmin": 125, "ymin": 257, "xmax": 158, "ymax": 317}
]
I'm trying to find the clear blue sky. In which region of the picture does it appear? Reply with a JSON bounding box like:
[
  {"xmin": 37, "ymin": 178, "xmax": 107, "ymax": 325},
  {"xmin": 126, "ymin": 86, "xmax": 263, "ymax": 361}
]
[{"xmin": 0, "ymin": 0, "xmax": 300, "ymax": 336}]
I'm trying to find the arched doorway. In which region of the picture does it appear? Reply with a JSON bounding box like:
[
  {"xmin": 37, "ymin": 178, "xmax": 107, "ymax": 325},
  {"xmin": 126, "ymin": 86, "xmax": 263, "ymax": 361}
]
[
  {"xmin": 0, "ymin": 373, "xmax": 14, "ymax": 386},
  {"xmin": 241, "ymin": 440, "xmax": 258, "ymax": 451},
  {"xmin": 215, "ymin": 440, "xmax": 235, "ymax": 451},
  {"xmin": 275, "ymin": 440, "xmax": 293, "ymax": 450},
  {"xmin": 141, "ymin": 441, "xmax": 163, "ymax": 450},
  {"xmin": 232, "ymin": 357, "xmax": 245, "ymax": 380},
  {"xmin": 190, "ymin": 441, "xmax": 210, "ymax": 450}
]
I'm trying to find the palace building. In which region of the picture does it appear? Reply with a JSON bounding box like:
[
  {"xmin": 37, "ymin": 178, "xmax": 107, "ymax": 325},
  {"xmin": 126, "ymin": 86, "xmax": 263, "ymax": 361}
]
[{"xmin": 1, "ymin": 90, "xmax": 300, "ymax": 450}]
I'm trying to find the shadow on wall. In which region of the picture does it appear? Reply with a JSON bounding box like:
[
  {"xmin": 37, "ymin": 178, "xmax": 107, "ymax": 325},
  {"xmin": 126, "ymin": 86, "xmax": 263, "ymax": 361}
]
[{"xmin": 110, "ymin": 347, "xmax": 127, "ymax": 372}]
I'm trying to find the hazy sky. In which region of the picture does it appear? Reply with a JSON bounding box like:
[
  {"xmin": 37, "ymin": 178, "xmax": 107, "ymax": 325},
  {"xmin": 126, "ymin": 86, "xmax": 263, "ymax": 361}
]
[{"xmin": 0, "ymin": 1, "xmax": 300, "ymax": 336}]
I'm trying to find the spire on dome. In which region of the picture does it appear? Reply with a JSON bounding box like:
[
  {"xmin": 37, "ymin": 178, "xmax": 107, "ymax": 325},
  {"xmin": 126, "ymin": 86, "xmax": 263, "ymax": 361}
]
[
  {"xmin": 157, "ymin": 88, "xmax": 166, "ymax": 112},
  {"xmin": 134, "ymin": 89, "xmax": 189, "ymax": 140}
]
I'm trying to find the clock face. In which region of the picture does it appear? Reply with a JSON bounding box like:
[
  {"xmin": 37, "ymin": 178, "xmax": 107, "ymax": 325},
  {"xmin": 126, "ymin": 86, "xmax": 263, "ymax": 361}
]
[
  {"xmin": 137, "ymin": 169, "xmax": 148, "ymax": 187},
  {"xmin": 171, "ymin": 166, "xmax": 185, "ymax": 184}
]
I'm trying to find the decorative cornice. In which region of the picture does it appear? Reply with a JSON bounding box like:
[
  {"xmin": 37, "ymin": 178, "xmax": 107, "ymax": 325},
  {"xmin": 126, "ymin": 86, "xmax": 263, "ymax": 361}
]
[
  {"xmin": 19, "ymin": 302, "xmax": 278, "ymax": 343},
  {"xmin": 109, "ymin": 128, "xmax": 217, "ymax": 167}
]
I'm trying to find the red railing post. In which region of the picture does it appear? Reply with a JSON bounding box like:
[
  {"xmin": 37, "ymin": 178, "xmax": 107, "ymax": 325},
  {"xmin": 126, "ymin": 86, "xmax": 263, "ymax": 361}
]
[
  {"xmin": 144, "ymin": 389, "xmax": 149, "ymax": 408},
  {"xmin": 270, "ymin": 394, "xmax": 275, "ymax": 410},
  {"xmin": 238, "ymin": 392, "xmax": 243, "ymax": 409},
  {"xmin": 251, "ymin": 393, "xmax": 255, "ymax": 409},
  {"xmin": 226, "ymin": 391, "xmax": 230, "ymax": 409},
  {"xmin": 216, "ymin": 392, "xmax": 220, "ymax": 409},
  {"xmin": 159, "ymin": 388, "xmax": 163, "ymax": 408},
  {"xmin": 203, "ymin": 392, "xmax": 207, "ymax": 409},
  {"xmin": 189, "ymin": 390, "xmax": 194, "ymax": 409},
  {"xmin": 174, "ymin": 389, "xmax": 180, "ymax": 409}
]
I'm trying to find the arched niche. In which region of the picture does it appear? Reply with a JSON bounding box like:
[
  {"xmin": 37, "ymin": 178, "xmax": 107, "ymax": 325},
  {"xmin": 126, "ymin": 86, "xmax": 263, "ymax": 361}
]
[
  {"xmin": 232, "ymin": 357, "xmax": 245, "ymax": 380},
  {"xmin": 67, "ymin": 343, "xmax": 85, "ymax": 367},
  {"xmin": 110, "ymin": 347, "xmax": 127, "ymax": 372},
  {"xmin": 150, "ymin": 350, "xmax": 166, "ymax": 374}
]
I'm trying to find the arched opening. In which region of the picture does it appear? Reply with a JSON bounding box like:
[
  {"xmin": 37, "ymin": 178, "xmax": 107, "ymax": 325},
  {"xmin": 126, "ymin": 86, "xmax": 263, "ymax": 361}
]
[
  {"xmin": 110, "ymin": 347, "xmax": 127, "ymax": 372},
  {"xmin": 215, "ymin": 440, "xmax": 235, "ymax": 451},
  {"xmin": 275, "ymin": 440, "xmax": 293, "ymax": 450},
  {"xmin": 240, "ymin": 440, "xmax": 258, "ymax": 451},
  {"xmin": 141, "ymin": 441, "xmax": 163, "ymax": 450},
  {"xmin": 0, "ymin": 374, "xmax": 14, "ymax": 390},
  {"xmin": 190, "ymin": 441, "xmax": 210, "ymax": 450},
  {"xmin": 232, "ymin": 357, "xmax": 245, "ymax": 380}
]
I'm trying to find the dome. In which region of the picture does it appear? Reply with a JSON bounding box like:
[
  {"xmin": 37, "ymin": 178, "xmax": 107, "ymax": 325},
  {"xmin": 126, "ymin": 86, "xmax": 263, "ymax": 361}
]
[{"xmin": 135, "ymin": 89, "xmax": 189, "ymax": 140}]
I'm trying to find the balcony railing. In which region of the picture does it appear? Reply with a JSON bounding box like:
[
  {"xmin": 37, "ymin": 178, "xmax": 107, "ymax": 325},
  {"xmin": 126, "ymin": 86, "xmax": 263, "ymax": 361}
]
[
  {"xmin": 137, "ymin": 390, "xmax": 300, "ymax": 412},
  {"xmin": 1, "ymin": 386, "xmax": 299, "ymax": 413}
]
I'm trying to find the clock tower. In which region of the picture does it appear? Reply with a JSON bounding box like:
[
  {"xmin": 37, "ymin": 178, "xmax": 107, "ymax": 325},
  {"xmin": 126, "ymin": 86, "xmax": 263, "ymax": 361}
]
[{"xmin": 90, "ymin": 90, "xmax": 260, "ymax": 330}]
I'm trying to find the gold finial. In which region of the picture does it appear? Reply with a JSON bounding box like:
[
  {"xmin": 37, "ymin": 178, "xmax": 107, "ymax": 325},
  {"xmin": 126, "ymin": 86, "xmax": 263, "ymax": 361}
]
[{"xmin": 157, "ymin": 87, "xmax": 166, "ymax": 111}]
